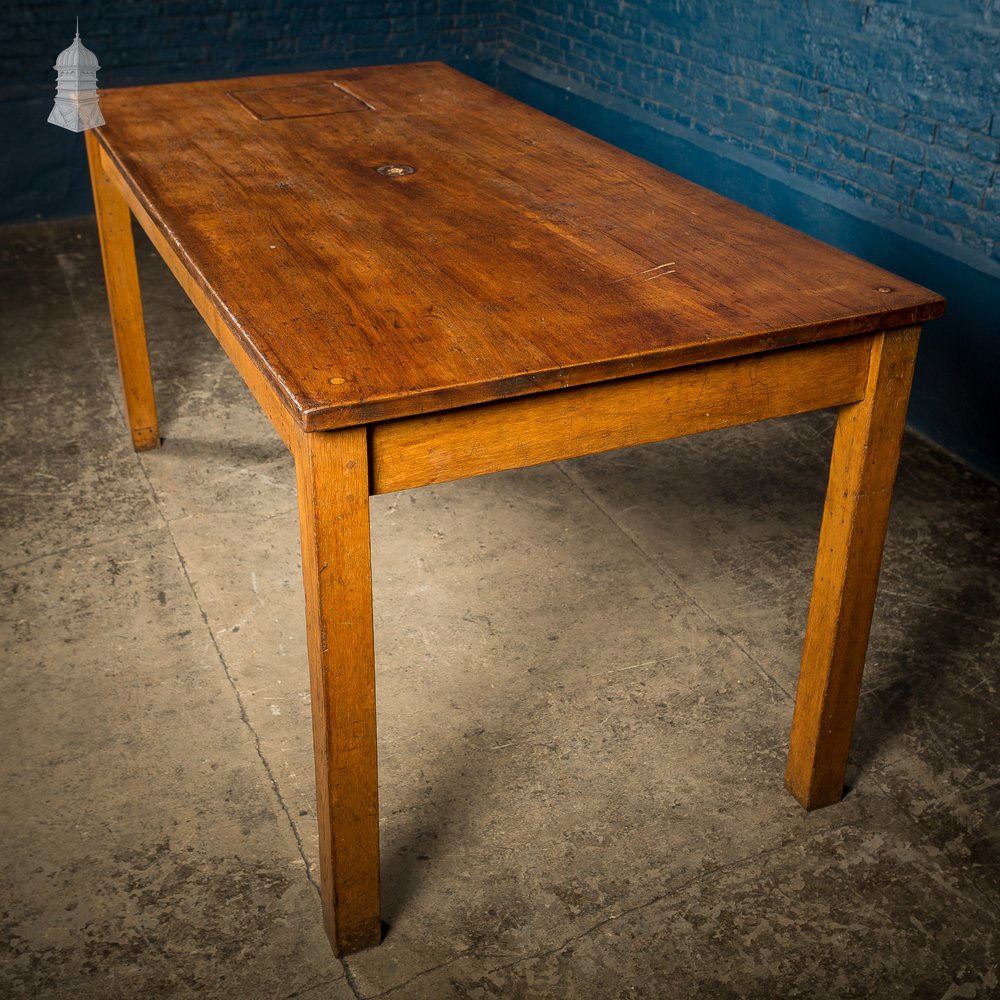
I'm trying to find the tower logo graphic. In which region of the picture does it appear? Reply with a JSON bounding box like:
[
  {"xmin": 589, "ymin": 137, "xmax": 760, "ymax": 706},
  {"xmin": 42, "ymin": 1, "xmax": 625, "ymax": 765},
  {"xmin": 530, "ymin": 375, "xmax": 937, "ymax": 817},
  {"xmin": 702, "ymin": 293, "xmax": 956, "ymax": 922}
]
[{"xmin": 48, "ymin": 20, "xmax": 105, "ymax": 132}]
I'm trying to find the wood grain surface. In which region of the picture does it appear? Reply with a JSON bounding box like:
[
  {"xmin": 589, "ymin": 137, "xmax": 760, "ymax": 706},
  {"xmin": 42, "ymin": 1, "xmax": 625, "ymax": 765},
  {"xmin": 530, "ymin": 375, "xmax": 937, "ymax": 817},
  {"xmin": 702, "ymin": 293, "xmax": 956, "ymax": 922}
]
[
  {"xmin": 785, "ymin": 326, "xmax": 921, "ymax": 810},
  {"xmin": 294, "ymin": 424, "xmax": 381, "ymax": 954},
  {"xmin": 93, "ymin": 63, "xmax": 944, "ymax": 433},
  {"xmin": 92, "ymin": 139, "xmax": 297, "ymax": 451}
]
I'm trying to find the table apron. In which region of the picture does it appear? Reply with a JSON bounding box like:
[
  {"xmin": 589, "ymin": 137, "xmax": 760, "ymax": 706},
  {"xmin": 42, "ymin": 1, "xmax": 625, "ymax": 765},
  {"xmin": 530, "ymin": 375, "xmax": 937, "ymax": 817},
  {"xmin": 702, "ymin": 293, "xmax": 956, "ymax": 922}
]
[{"xmin": 369, "ymin": 335, "xmax": 875, "ymax": 495}]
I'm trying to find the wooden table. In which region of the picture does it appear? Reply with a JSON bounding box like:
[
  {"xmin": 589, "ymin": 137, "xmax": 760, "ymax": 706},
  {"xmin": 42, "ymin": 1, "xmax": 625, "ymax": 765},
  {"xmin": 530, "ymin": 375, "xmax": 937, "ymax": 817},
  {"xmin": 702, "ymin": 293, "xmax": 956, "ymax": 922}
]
[{"xmin": 86, "ymin": 62, "xmax": 945, "ymax": 956}]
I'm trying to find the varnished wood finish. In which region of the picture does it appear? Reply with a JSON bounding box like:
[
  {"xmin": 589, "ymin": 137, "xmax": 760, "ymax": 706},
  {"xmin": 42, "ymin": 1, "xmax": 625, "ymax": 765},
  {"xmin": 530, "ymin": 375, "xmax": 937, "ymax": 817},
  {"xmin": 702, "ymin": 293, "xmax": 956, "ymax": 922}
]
[
  {"xmin": 92, "ymin": 140, "xmax": 296, "ymax": 451},
  {"xmin": 294, "ymin": 425, "xmax": 381, "ymax": 955},
  {"xmin": 92, "ymin": 63, "xmax": 944, "ymax": 432},
  {"xmin": 785, "ymin": 327, "xmax": 921, "ymax": 810},
  {"xmin": 87, "ymin": 63, "xmax": 946, "ymax": 957},
  {"xmin": 86, "ymin": 131, "xmax": 159, "ymax": 451},
  {"xmin": 371, "ymin": 336, "xmax": 871, "ymax": 495}
]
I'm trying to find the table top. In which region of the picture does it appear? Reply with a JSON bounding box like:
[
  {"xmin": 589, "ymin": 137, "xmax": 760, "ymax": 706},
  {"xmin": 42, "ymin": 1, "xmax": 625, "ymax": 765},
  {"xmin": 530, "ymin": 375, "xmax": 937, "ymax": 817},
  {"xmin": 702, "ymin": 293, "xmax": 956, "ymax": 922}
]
[{"xmin": 96, "ymin": 62, "xmax": 945, "ymax": 431}]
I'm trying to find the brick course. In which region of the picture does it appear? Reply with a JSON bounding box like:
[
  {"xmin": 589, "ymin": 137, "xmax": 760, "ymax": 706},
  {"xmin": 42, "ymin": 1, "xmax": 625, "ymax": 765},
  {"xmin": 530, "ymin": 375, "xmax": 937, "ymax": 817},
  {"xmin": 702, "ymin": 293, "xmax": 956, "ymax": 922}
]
[
  {"xmin": 2, "ymin": 0, "xmax": 498, "ymax": 91},
  {"xmin": 499, "ymin": 0, "xmax": 999, "ymax": 266}
]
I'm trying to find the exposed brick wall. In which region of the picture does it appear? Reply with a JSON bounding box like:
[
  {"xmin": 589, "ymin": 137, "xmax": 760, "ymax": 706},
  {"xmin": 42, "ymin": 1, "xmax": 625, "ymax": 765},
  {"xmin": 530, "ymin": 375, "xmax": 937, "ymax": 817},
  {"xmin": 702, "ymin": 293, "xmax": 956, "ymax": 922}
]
[
  {"xmin": 500, "ymin": 0, "xmax": 1000, "ymax": 269},
  {"xmin": 2, "ymin": 1, "xmax": 498, "ymax": 91}
]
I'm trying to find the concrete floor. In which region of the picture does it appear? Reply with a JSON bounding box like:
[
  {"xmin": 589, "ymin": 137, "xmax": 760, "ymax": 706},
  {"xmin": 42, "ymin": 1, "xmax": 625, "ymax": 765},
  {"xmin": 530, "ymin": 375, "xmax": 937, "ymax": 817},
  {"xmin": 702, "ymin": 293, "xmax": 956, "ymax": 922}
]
[{"xmin": 1, "ymin": 216, "xmax": 998, "ymax": 999}]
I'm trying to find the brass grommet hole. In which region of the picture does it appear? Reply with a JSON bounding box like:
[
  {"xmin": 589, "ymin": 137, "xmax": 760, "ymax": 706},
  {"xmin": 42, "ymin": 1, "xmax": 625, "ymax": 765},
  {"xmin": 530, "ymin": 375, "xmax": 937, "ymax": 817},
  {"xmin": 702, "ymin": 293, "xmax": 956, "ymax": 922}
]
[{"xmin": 375, "ymin": 164, "xmax": 415, "ymax": 177}]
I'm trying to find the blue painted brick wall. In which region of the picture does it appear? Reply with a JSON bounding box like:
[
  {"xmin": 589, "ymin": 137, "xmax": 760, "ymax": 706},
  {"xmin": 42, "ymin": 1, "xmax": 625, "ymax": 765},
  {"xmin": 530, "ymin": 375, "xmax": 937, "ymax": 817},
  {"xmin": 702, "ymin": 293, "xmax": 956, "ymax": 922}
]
[
  {"xmin": 500, "ymin": 0, "xmax": 1000, "ymax": 270},
  {"xmin": 3, "ymin": 1, "xmax": 497, "ymax": 88}
]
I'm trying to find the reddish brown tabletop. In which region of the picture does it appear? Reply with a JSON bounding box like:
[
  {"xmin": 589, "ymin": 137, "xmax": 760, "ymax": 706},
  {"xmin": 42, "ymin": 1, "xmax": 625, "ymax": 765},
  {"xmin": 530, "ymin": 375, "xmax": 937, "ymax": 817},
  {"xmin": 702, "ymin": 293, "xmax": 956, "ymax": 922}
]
[{"xmin": 94, "ymin": 62, "xmax": 943, "ymax": 432}]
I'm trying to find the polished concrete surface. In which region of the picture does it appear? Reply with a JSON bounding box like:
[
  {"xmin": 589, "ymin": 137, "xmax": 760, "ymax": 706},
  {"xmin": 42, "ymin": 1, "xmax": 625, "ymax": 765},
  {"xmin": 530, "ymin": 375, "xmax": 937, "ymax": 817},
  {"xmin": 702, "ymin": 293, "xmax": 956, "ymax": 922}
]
[{"xmin": 2, "ymin": 218, "xmax": 998, "ymax": 998}]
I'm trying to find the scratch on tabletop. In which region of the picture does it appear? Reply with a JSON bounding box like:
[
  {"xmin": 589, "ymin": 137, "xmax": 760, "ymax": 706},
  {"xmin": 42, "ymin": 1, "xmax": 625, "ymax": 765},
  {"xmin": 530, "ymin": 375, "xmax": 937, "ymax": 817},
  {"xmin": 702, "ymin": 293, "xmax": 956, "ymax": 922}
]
[{"xmin": 612, "ymin": 261, "xmax": 677, "ymax": 283}]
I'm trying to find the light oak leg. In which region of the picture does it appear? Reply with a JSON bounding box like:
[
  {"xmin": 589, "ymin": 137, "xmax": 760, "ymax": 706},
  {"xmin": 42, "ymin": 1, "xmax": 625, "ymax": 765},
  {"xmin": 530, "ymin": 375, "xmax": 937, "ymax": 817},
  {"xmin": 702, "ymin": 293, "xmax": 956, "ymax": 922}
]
[
  {"xmin": 294, "ymin": 425, "xmax": 381, "ymax": 956},
  {"xmin": 85, "ymin": 131, "xmax": 159, "ymax": 451},
  {"xmin": 785, "ymin": 327, "xmax": 921, "ymax": 810}
]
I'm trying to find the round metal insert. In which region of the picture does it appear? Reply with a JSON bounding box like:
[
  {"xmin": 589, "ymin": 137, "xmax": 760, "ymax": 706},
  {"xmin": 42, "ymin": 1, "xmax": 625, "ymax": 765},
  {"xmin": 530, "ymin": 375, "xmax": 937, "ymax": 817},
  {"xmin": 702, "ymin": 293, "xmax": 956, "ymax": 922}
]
[
  {"xmin": 877, "ymin": 285, "xmax": 893, "ymax": 293},
  {"xmin": 375, "ymin": 163, "xmax": 416, "ymax": 177}
]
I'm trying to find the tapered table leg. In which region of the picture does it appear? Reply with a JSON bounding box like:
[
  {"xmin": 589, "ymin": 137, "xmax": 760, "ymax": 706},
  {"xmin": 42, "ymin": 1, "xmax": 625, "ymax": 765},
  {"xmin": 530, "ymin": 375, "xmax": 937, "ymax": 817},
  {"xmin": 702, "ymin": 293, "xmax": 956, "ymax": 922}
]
[
  {"xmin": 294, "ymin": 425, "xmax": 381, "ymax": 956},
  {"xmin": 785, "ymin": 327, "xmax": 921, "ymax": 810},
  {"xmin": 85, "ymin": 131, "xmax": 159, "ymax": 451}
]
